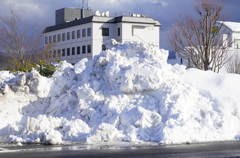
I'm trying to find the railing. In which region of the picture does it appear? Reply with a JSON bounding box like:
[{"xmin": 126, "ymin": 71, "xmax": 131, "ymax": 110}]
[{"xmin": 93, "ymin": 11, "xmax": 150, "ymax": 18}]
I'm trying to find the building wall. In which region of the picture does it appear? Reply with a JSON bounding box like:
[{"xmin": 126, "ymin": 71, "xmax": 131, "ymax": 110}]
[
  {"xmin": 44, "ymin": 16, "xmax": 160, "ymax": 64},
  {"xmin": 121, "ymin": 23, "xmax": 159, "ymax": 48},
  {"xmin": 44, "ymin": 23, "xmax": 94, "ymax": 64}
]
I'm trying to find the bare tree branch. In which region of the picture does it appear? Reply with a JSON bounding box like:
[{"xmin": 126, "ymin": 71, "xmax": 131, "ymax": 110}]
[
  {"xmin": 169, "ymin": 0, "xmax": 231, "ymax": 72},
  {"xmin": 0, "ymin": 8, "xmax": 56, "ymax": 71}
]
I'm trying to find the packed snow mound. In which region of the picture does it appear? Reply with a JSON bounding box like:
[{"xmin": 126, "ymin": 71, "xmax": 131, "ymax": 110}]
[{"xmin": 0, "ymin": 41, "xmax": 240, "ymax": 145}]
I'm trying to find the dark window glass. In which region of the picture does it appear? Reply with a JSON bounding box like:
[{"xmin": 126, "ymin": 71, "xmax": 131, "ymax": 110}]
[
  {"xmin": 49, "ymin": 36, "xmax": 52, "ymax": 43},
  {"xmin": 62, "ymin": 49, "xmax": 65, "ymax": 56},
  {"xmin": 82, "ymin": 45, "xmax": 86, "ymax": 54},
  {"xmin": 67, "ymin": 32, "xmax": 70, "ymax": 40},
  {"xmin": 72, "ymin": 31, "xmax": 75, "ymax": 39},
  {"xmin": 118, "ymin": 28, "xmax": 120, "ymax": 36},
  {"xmin": 77, "ymin": 30, "xmax": 80, "ymax": 38},
  {"xmin": 72, "ymin": 47, "xmax": 75, "ymax": 55},
  {"xmin": 77, "ymin": 46, "xmax": 80, "ymax": 54},
  {"xmin": 102, "ymin": 28, "xmax": 109, "ymax": 36},
  {"xmin": 87, "ymin": 28, "xmax": 91, "ymax": 36},
  {"xmin": 58, "ymin": 49, "xmax": 61, "ymax": 57},
  {"xmin": 67, "ymin": 48, "xmax": 70, "ymax": 56},
  {"xmin": 58, "ymin": 34, "xmax": 61, "ymax": 42},
  {"xmin": 45, "ymin": 37, "xmax": 48, "ymax": 44},
  {"xmin": 87, "ymin": 45, "xmax": 91, "ymax": 53},
  {"xmin": 53, "ymin": 35, "xmax": 56, "ymax": 43},
  {"xmin": 102, "ymin": 45, "xmax": 106, "ymax": 51},
  {"xmin": 82, "ymin": 29, "xmax": 86, "ymax": 37},
  {"xmin": 62, "ymin": 33, "xmax": 65, "ymax": 41},
  {"xmin": 53, "ymin": 50, "xmax": 56, "ymax": 58}
]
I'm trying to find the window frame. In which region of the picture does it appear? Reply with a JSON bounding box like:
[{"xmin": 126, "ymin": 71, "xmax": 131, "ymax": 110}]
[
  {"xmin": 53, "ymin": 35, "xmax": 56, "ymax": 43},
  {"xmin": 72, "ymin": 31, "xmax": 75, "ymax": 39},
  {"xmin": 67, "ymin": 48, "xmax": 70, "ymax": 56},
  {"xmin": 77, "ymin": 46, "xmax": 81, "ymax": 55},
  {"xmin": 57, "ymin": 34, "xmax": 61, "ymax": 42},
  {"xmin": 87, "ymin": 45, "xmax": 91, "ymax": 53},
  {"xmin": 49, "ymin": 36, "xmax": 52, "ymax": 43},
  {"xmin": 77, "ymin": 30, "xmax": 81, "ymax": 38},
  {"xmin": 82, "ymin": 45, "xmax": 86, "ymax": 54},
  {"xmin": 82, "ymin": 29, "xmax": 86, "ymax": 37},
  {"xmin": 118, "ymin": 28, "xmax": 120, "ymax": 36},
  {"xmin": 102, "ymin": 45, "xmax": 106, "ymax": 51},
  {"xmin": 45, "ymin": 37, "xmax": 48, "ymax": 44},
  {"xmin": 72, "ymin": 47, "xmax": 75, "ymax": 55},
  {"xmin": 62, "ymin": 49, "xmax": 65, "ymax": 56},
  {"xmin": 87, "ymin": 28, "xmax": 91, "ymax": 36},
  {"xmin": 62, "ymin": 33, "xmax": 65, "ymax": 41},
  {"xmin": 102, "ymin": 28, "xmax": 109, "ymax": 36},
  {"xmin": 67, "ymin": 32, "xmax": 70, "ymax": 40}
]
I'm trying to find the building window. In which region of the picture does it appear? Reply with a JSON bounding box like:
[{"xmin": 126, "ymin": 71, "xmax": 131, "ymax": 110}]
[
  {"xmin": 77, "ymin": 46, "xmax": 80, "ymax": 55},
  {"xmin": 58, "ymin": 34, "xmax": 61, "ymax": 42},
  {"xmin": 57, "ymin": 49, "xmax": 61, "ymax": 57},
  {"xmin": 62, "ymin": 49, "xmax": 65, "ymax": 56},
  {"xmin": 72, "ymin": 47, "xmax": 75, "ymax": 55},
  {"xmin": 87, "ymin": 45, "xmax": 91, "ymax": 53},
  {"xmin": 82, "ymin": 29, "xmax": 86, "ymax": 37},
  {"xmin": 234, "ymin": 39, "xmax": 240, "ymax": 49},
  {"xmin": 45, "ymin": 37, "xmax": 48, "ymax": 44},
  {"xmin": 102, "ymin": 45, "xmax": 106, "ymax": 51},
  {"xmin": 62, "ymin": 33, "xmax": 65, "ymax": 41},
  {"xmin": 53, "ymin": 50, "xmax": 56, "ymax": 58},
  {"xmin": 118, "ymin": 28, "xmax": 120, "ymax": 36},
  {"xmin": 72, "ymin": 31, "xmax": 75, "ymax": 39},
  {"xmin": 67, "ymin": 48, "xmax": 70, "ymax": 56},
  {"xmin": 67, "ymin": 32, "xmax": 70, "ymax": 40},
  {"xmin": 82, "ymin": 45, "xmax": 86, "ymax": 54},
  {"xmin": 53, "ymin": 35, "xmax": 56, "ymax": 43},
  {"xmin": 102, "ymin": 28, "xmax": 109, "ymax": 36},
  {"xmin": 77, "ymin": 30, "xmax": 81, "ymax": 38},
  {"xmin": 49, "ymin": 36, "xmax": 52, "ymax": 43},
  {"xmin": 87, "ymin": 28, "xmax": 91, "ymax": 36}
]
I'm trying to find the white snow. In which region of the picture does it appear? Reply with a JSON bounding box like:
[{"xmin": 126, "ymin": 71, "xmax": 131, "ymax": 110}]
[{"xmin": 0, "ymin": 40, "xmax": 240, "ymax": 145}]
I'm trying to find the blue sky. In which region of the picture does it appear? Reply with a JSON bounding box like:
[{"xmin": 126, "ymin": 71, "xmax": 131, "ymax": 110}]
[{"xmin": 0, "ymin": 0, "xmax": 239, "ymax": 50}]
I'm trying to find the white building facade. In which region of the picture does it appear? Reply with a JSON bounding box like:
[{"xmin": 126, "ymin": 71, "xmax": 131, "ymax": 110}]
[{"xmin": 44, "ymin": 8, "xmax": 161, "ymax": 64}]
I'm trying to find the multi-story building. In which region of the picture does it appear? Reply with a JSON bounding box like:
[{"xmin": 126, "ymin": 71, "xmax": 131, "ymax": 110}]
[{"xmin": 43, "ymin": 8, "xmax": 161, "ymax": 64}]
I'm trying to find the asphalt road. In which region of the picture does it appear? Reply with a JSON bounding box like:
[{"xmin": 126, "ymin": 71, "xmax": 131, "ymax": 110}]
[{"xmin": 1, "ymin": 141, "xmax": 240, "ymax": 158}]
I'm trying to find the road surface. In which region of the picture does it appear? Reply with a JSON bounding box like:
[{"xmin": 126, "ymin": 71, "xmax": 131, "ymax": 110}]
[{"xmin": 1, "ymin": 141, "xmax": 240, "ymax": 158}]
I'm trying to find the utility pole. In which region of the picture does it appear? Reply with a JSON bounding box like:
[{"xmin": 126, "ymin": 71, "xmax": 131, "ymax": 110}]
[
  {"xmin": 81, "ymin": 0, "xmax": 85, "ymax": 19},
  {"xmin": 82, "ymin": 0, "xmax": 85, "ymax": 9}
]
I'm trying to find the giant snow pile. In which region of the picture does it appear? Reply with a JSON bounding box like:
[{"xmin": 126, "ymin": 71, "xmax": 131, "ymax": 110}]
[{"xmin": 0, "ymin": 40, "xmax": 240, "ymax": 145}]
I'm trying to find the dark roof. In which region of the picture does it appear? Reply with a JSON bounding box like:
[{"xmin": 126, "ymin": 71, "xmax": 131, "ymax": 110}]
[
  {"xmin": 44, "ymin": 15, "xmax": 161, "ymax": 33},
  {"xmin": 44, "ymin": 16, "xmax": 94, "ymax": 33}
]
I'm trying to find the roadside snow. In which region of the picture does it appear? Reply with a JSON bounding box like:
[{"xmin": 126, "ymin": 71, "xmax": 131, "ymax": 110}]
[{"xmin": 0, "ymin": 40, "xmax": 240, "ymax": 145}]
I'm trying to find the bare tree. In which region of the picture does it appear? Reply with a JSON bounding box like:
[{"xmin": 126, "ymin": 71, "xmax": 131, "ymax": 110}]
[
  {"xmin": 225, "ymin": 54, "xmax": 240, "ymax": 74},
  {"xmin": 0, "ymin": 9, "xmax": 56, "ymax": 71},
  {"xmin": 169, "ymin": 0, "xmax": 232, "ymax": 72}
]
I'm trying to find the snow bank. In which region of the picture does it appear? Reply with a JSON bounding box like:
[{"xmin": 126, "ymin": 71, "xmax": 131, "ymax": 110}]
[{"xmin": 0, "ymin": 40, "xmax": 240, "ymax": 145}]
